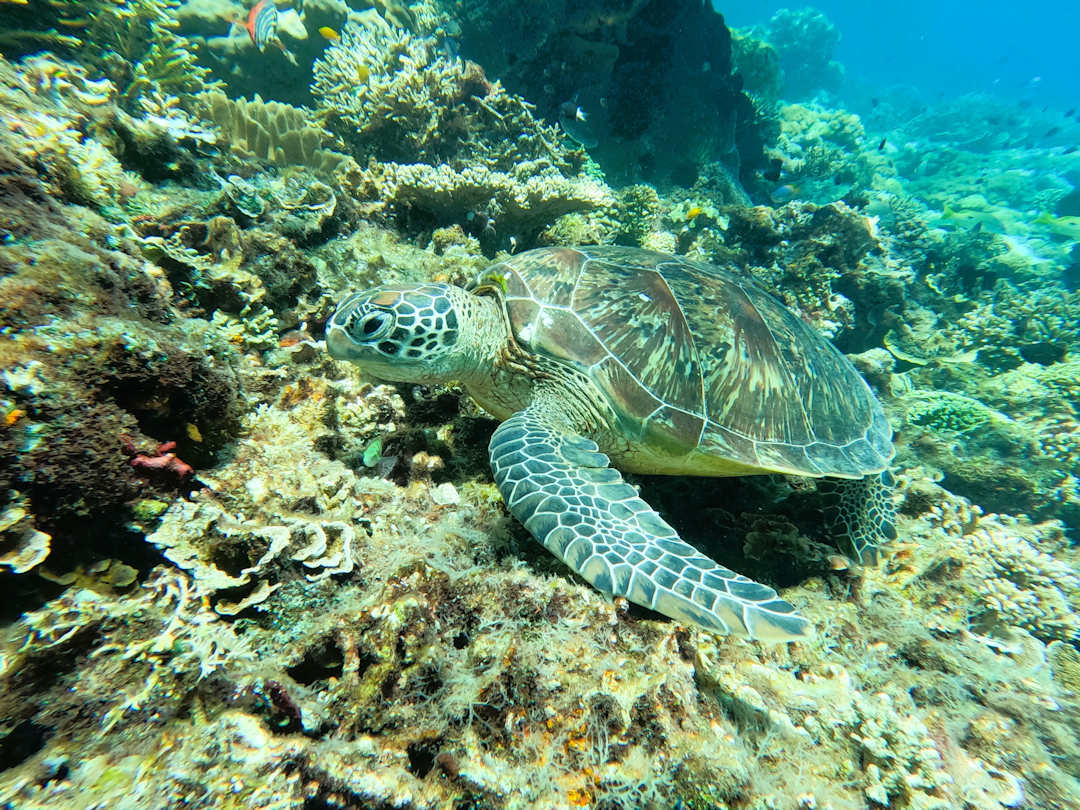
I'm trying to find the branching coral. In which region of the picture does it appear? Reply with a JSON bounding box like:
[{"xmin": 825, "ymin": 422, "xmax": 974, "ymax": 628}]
[
  {"xmin": 771, "ymin": 102, "xmax": 897, "ymax": 205},
  {"xmin": 902, "ymin": 390, "xmax": 1019, "ymax": 438},
  {"xmin": 3, "ymin": 0, "xmax": 215, "ymax": 110},
  {"xmin": 312, "ymin": 14, "xmax": 576, "ymax": 173},
  {"xmin": 310, "ymin": 10, "xmax": 610, "ymax": 246},
  {"xmin": 954, "ymin": 284, "xmax": 1080, "ymax": 360},
  {"xmin": 908, "ymin": 490, "xmax": 1080, "ymax": 644}
]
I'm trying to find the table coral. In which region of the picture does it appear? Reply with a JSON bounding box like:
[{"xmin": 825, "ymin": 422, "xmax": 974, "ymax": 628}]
[{"xmin": 343, "ymin": 160, "xmax": 612, "ymax": 244}]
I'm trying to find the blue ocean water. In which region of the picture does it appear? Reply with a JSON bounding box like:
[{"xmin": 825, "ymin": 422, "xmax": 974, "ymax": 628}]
[{"xmin": 720, "ymin": 0, "xmax": 1080, "ymax": 108}]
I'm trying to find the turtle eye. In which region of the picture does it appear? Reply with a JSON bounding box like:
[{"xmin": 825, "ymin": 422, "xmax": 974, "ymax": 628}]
[{"xmin": 348, "ymin": 310, "xmax": 394, "ymax": 342}]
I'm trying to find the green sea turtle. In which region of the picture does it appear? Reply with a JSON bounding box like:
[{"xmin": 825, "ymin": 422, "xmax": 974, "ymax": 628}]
[{"xmin": 326, "ymin": 246, "xmax": 895, "ymax": 641}]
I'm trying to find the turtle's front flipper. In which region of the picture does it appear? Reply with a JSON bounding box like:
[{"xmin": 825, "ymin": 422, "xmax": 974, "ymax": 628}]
[
  {"xmin": 819, "ymin": 471, "xmax": 897, "ymax": 565},
  {"xmin": 489, "ymin": 406, "xmax": 813, "ymax": 642}
]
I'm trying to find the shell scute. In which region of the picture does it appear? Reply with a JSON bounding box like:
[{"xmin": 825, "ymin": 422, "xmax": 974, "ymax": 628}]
[
  {"xmin": 573, "ymin": 255, "xmax": 703, "ymax": 419},
  {"xmin": 591, "ymin": 356, "xmax": 661, "ymax": 436},
  {"xmin": 485, "ymin": 246, "xmax": 893, "ymax": 477},
  {"xmin": 645, "ymin": 405, "xmax": 706, "ymax": 455}
]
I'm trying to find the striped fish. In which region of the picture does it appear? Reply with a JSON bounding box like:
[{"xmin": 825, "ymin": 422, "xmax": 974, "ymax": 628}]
[{"xmin": 245, "ymin": 0, "xmax": 279, "ymax": 52}]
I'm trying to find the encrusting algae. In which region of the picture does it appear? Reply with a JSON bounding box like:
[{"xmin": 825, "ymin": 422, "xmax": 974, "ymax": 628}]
[{"xmin": 0, "ymin": 1, "xmax": 1079, "ymax": 809}]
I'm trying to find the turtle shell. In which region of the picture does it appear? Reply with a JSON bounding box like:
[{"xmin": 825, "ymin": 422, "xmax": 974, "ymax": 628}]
[{"xmin": 475, "ymin": 246, "xmax": 893, "ymax": 478}]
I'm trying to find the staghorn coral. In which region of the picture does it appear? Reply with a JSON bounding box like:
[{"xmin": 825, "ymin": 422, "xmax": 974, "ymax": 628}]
[
  {"xmin": 117, "ymin": 28, "xmax": 216, "ymax": 110},
  {"xmin": 883, "ymin": 269, "xmax": 1080, "ymax": 529},
  {"xmin": 953, "ymin": 283, "xmax": 1080, "ymax": 362},
  {"xmin": 969, "ymin": 522, "xmax": 1080, "ymax": 643}
]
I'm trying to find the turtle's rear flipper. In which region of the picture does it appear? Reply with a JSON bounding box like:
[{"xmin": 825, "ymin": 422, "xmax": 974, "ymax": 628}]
[
  {"xmin": 490, "ymin": 405, "xmax": 813, "ymax": 642},
  {"xmin": 819, "ymin": 471, "xmax": 896, "ymax": 565}
]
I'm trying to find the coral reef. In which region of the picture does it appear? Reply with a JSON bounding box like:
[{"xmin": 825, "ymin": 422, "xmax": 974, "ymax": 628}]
[
  {"xmin": 772, "ymin": 102, "xmax": 896, "ymax": 205},
  {"xmin": 5, "ymin": 417, "xmax": 1080, "ymax": 807},
  {"xmin": 683, "ymin": 200, "xmax": 906, "ymax": 348},
  {"xmin": 731, "ymin": 30, "xmax": 782, "ymax": 103},
  {"xmin": 0, "ymin": 56, "xmax": 250, "ymax": 601},
  {"xmin": 2, "ymin": 7, "xmax": 1080, "ymax": 810},
  {"xmin": 0, "ymin": 0, "xmax": 213, "ymax": 111},
  {"xmin": 313, "ymin": 14, "xmax": 558, "ymax": 169},
  {"xmin": 752, "ymin": 7, "xmax": 845, "ymax": 100},
  {"xmin": 0, "ymin": 56, "xmax": 132, "ymax": 213},
  {"xmin": 311, "ymin": 13, "xmax": 603, "ymax": 249}
]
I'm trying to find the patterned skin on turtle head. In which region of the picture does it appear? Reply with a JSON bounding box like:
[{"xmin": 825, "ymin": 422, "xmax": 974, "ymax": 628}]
[{"xmin": 327, "ymin": 284, "xmax": 497, "ymax": 384}]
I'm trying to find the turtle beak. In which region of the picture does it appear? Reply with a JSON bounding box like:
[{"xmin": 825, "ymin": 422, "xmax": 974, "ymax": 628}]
[{"xmin": 326, "ymin": 294, "xmax": 362, "ymax": 360}]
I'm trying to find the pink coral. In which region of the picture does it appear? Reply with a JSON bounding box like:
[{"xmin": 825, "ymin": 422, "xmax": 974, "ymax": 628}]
[{"xmin": 122, "ymin": 437, "xmax": 194, "ymax": 481}]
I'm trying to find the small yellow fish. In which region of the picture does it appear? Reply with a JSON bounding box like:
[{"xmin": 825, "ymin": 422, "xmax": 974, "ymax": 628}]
[
  {"xmin": 356, "ymin": 64, "xmax": 369, "ymax": 82},
  {"xmin": 686, "ymin": 205, "xmax": 704, "ymax": 221},
  {"xmin": 318, "ymin": 26, "xmax": 339, "ymax": 41}
]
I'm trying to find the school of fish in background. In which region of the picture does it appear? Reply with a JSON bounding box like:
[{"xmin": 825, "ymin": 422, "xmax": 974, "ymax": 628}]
[{"xmin": 0, "ymin": 0, "xmax": 1078, "ymax": 808}]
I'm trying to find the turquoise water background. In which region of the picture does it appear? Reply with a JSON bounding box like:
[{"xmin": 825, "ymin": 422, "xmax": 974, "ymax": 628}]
[{"xmin": 720, "ymin": 0, "xmax": 1080, "ymax": 107}]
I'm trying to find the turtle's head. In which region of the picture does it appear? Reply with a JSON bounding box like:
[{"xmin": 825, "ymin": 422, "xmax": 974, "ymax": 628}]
[{"xmin": 327, "ymin": 283, "xmax": 493, "ymax": 383}]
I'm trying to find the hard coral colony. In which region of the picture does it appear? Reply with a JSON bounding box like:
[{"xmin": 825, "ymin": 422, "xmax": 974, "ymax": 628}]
[{"xmin": 0, "ymin": 2, "xmax": 1078, "ymax": 810}]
